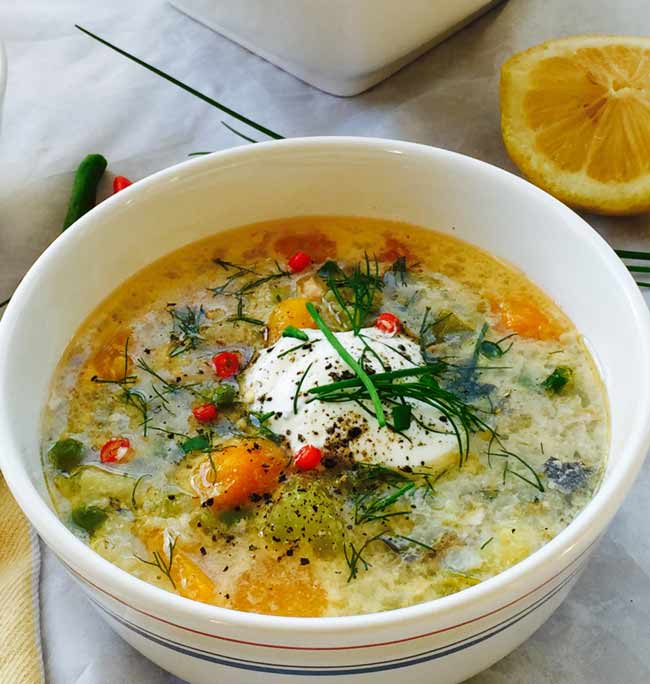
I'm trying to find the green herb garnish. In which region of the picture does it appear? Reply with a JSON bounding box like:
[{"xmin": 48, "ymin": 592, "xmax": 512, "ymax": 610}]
[
  {"xmin": 75, "ymin": 25, "xmax": 283, "ymax": 141},
  {"xmin": 354, "ymin": 481, "xmax": 415, "ymax": 524},
  {"xmin": 282, "ymin": 326, "xmax": 309, "ymax": 341},
  {"xmin": 480, "ymin": 537, "xmax": 494, "ymax": 550},
  {"xmin": 131, "ymin": 474, "xmax": 151, "ymax": 508},
  {"xmin": 308, "ymin": 362, "xmax": 487, "ymax": 464},
  {"xmin": 249, "ymin": 411, "xmax": 282, "ymax": 443},
  {"xmin": 318, "ymin": 255, "xmax": 382, "ymax": 334},
  {"xmin": 168, "ymin": 305, "xmax": 205, "ymax": 357},
  {"xmin": 306, "ymin": 302, "xmax": 386, "ymax": 427},
  {"xmin": 479, "ymin": 333, "xmax": 515, "ymax": 359},
  {"xmin": 488, "ymin": 439, "xmax": 545, "ymax": 492},
  {"xmin": 228, "ymin": 296, "xmax": 266, "ymax": 326},
  {"xmin": 391, "ymin": 404, "xmax": 412, "ymax": 431},
  {"xmin": 277, "ymin": 339, "xmax": 318, "ymax": 359},
  {"xmin": 181, "ymin": 435, "xmax": 212, "ymax": 454},
  {"xmin": 293, "ymin": 362, "xmax": 314, "ymax": 415},
  {"xmin": 135, "ymin": 535, "xmax": 178, "ymax": 589}
]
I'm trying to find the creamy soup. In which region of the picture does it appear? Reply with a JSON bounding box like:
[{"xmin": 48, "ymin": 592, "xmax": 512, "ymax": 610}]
[{"xmin": 42, "ymin": 217, "xmax": 608, "ymax": 617}]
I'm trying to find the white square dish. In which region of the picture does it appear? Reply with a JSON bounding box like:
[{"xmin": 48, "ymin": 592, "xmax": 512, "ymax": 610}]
[{"xmin": 169, "ymin": 0, "xmax": 504, "ymax": 96}]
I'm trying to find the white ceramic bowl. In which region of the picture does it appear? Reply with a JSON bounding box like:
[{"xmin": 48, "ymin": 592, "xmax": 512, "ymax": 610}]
[
  {"xmin": 170, "ymin": 0, "xmax": 504, "ymax": 96},
  {"xmin": 1, "ymin": 138, "xmax": 649, "ymax": 684}
]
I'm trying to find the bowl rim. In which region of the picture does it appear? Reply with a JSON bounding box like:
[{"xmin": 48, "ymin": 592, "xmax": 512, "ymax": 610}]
[{"xmin": 2, "ymin": 136, "xmax": 650, "ymax": 636}]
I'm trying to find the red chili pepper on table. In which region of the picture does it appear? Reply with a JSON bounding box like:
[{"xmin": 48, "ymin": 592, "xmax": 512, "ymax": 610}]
[
  {"xmin": 212, "ymin": 351, "xmax": 240, "ymax": 378},
  {"xmin": 288, "ymin": 251, "xmax": 312, "ymax": 273},
  {"xmin": 375, "ymin": 312, "xmax": 401, "ymax": 335},
  {"xmin": 294, "ymin": 444, "xmax": 322, "ymax": 471},
  {"xmin": 192, "ymin": 403, "xmax": 218, "ymax": 423},
  {"xmin": 113, "ymin": 175, "xmax": 133, "ymax": 194},
  {"xmin": 100, "ymin": 437, "xmax": 132, "ymax": 463}
]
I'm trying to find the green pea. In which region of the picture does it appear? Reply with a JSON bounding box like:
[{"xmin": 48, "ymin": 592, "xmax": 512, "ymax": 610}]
[
  {"xmin": 71, "ymin": 505, "xmax": 107, "ymax": 534},
  {"xmin": 48, "ymin": 438, "xmax": 84, "ymax": 472},
  {"xmin": 213, "ymin": 383, "xmax": 237, "ymax": 407},
  {"xmin": 542, "ymin": 366, "xmax": 573, "ymax": 394}
]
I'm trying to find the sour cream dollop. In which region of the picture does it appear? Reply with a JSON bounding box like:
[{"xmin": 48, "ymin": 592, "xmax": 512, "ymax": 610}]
[{"xmin": 242, "ymin": 328, "xmax": 457, "ymax": 470}]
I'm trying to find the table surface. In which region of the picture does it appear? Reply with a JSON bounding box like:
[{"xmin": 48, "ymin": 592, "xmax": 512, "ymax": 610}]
[{"xmin": 2, "ymin": 1, "xmax": 650, "ymax": 682}]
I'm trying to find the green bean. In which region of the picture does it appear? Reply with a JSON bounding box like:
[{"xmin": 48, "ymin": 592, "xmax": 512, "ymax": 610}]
[{"xmin": 62, "ymin": 153, "xmax": 107, "ymax": 231}]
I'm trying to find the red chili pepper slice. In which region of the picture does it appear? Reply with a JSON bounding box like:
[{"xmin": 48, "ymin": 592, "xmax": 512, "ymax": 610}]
[
  {"xmin": 113, "ymin": 176, "xmax": 133, "ymax": 194},
  {"xmin": 212, "ymin": 351, "xmax": 240, "ymax": 378},
  {"xmin": 100, "ymin": 437, "xmax": 132, "ymax": 463},
  {"xmin": 375, "ymin": 312, "xmax": 401, "ymax": 335},
  {"xmin": 287, "ymin": 251, "xmax": 312, "ymax": 273},
  {"xmin": 294, "ymin": 444, "xmax": 322, "ymax": 471},
  {"xmin": 192, "ymin": 403, "xmax": 218, "ymax": 423}
]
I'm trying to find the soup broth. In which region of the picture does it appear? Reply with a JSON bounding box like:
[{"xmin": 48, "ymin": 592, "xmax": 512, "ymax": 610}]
[{"xmin": 43, "ymin": 217, "xmax": 608, "ymax": 616}]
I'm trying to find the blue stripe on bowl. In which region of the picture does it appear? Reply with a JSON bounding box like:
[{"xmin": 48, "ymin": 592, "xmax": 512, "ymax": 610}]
[{"xmin": 88, "ymin": 562, "xmax": 582, "ymax": 676}]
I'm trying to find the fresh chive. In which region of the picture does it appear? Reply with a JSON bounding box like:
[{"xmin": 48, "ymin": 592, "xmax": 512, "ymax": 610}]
[
  {"xmin": 75, "ymin": 25, "xmax": 283, "ymax": 141},
  {"xmin": 391, "ymin": 404, "xmax": 412, "ymax": 431},
  {"xmin": 306, "ymin": 302, "xmax": 386, "ymax": 427},
  {"xmin": 181, "ymin": 435, "xmax": 211, "ymax": 453},
  {"xmin": 221, "ymin": 120, "xmax": 259, "ymax": 143},
  {"xmin": 282, "ymin": 326, "xmax": 309, "ymax": 341},
  {"xmin": 616, "ymin": 249, "xmax": 650, "ymax": 260},
  {"xmin": 277, "ymin": 339, "xmax": 318, "ymax": 359},
  {"xmin": 293, "ymin": 362, "xmax": 313, "ymax": 415}
]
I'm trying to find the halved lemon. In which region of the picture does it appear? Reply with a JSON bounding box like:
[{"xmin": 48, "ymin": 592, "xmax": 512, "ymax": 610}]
[{"xmin": 500, "ymin": 35, "xmax": 650, "ymax": 215}]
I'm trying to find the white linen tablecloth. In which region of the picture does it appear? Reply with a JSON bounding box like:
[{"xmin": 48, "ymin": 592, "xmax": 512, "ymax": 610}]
[{"xmin": 1, "ymin": 1, "xmax": 650, "ymax": 682}]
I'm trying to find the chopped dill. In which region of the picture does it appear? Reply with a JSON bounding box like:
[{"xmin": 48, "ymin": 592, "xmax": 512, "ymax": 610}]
[
  {"xmin": 344, "ymin": 531, "xmax": 435, "ymax": 582},
  {"xmin": 168, "ymin": 305, "xmax": 205, "ymax": 357},
  {"xmin": 135, "ymin": 535, "xmax": 178, "ymax": 589},
  {"xmin": 318, "ymin": 255, "xmax": 383, "ymax": 334},
  {"xmin": 228, "ymin": 296, "xmax": 265, "ymax": 326},
  {"xmin": 480, "ymin": 537, "xmax": 494, "ymax": 550},
  {"xmin": 249, "ymin": 410, "xmax": 282, "ymax": 443},
  {"xmin": 131, "ymin": 474, "xmax": 151, "ymax": 508},
  {"xmin": 479, "ymin": 333, "xmax": 516, "ymax": 359},
  {"xmin": 343, "ymin": 533, "xmax": 384, "ymax": 581},
  {"xmin": 488, "ymin": 436, "xmax": 545, "ymax": 493},
  {"xmin": 354, "ymin": 481, "xmax": 415, "ymax": 524},
  {"xmin": 211, "ymin": 259, "xmax": 289, "ymax": 298},
  {"xmin": 90, "ymin": 336, "xmax": 136, "ymax": 386}
]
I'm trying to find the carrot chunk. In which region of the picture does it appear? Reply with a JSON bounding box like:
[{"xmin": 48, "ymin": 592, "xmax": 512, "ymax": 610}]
[
  {"xmin": 232, "ymin": 557, "xmax": 327, "ymax": 617},
  {"xmin": 191, "ymin": 438, "xmax": 287, "ymax": 510},
  {"xmin": 490, "ymin": 294, "xmax": 563, "ymax": 341}
]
